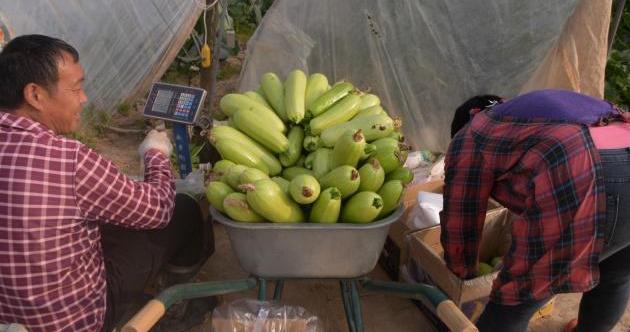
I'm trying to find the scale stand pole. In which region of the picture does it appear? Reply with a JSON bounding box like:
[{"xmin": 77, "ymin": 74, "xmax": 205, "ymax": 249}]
[{"xmin": 173, "ymin": 123, "xmax": 193, "ymax": 178}]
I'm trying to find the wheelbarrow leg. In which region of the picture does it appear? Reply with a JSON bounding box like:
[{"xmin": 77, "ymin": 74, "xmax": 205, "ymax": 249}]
[
  {"xmin": 349, "ymin": 280, "xmax": 364, "ymax": 332},
  {"xmin": 340, "ymin": 280, "xmax": 357, "ymax": 332},
  {"xmin": 258, "ymin": 278, "xmax": 267, "ymax": 301},
  {"xmin": 273, "ymin": 280, "xmax": 284, "ymax": 301}
]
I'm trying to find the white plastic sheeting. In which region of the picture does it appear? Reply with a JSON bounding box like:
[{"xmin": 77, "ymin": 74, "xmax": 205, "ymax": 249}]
[
  {"xmin": 0, "ymin": 1, "xmax": 203, "ymax": 112},
  {"xmin": 238, "ymin": 0, "xmax": 611, "ymax": 152}
]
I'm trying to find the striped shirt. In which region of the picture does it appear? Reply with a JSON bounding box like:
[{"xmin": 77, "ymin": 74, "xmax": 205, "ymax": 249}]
[
  {"xmin": 440, "ymin": 111, "xmax": 606, "ymax": 304},
  {"xmin": 0, "ymin": 112, "xmax": 175, "ymax": 331}
]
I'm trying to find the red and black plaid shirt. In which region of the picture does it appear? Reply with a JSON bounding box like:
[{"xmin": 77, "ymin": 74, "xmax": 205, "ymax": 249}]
[
  {"xmin": 440, "ymin": 111, "xmax": 606, "ymax": 305},
  {"xmin": 0, "ymin": 112, "xmax": 175, "ymax": 331}
]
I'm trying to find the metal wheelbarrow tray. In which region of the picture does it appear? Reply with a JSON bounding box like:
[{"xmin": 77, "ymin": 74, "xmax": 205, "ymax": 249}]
[{"xmin": 210, "ymin": 206, "xmax": 405, "ymax": 279}]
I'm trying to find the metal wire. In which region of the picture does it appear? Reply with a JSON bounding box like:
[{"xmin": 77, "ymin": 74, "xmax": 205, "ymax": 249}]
[{"xmin": 193, "ymin": 0, "xmax": 220, "ymax": 11}]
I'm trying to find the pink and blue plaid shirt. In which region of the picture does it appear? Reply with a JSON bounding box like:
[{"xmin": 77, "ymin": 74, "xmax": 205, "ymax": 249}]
[{"xmin": 0, "ymin": 112, "xmax": 175, "ymax": 331}]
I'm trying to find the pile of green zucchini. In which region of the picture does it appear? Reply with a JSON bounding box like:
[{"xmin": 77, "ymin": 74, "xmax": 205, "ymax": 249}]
[{"xmin": 206, "ymin": 69, "xmax": 413, "ymax": 223}]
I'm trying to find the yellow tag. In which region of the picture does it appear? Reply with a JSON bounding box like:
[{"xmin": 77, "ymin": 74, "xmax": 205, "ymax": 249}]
[{"xmin": 201, "ymin": 43, "xmax": 212, "ymax": 68}]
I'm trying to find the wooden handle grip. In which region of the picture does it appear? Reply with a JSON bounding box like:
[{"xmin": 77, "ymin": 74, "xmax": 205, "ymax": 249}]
[
  {"xmin": 120, "ymin": 299, "xmax": 166, "ymax": 332},
  {"xmin": 436, "ymin": 300, "xmax": 478, "ymax": 332}
]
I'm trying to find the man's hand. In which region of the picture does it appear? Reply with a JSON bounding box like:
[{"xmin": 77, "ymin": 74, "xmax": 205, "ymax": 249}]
[{"xmin": 138, "ymin": 129, "xmax": 173, "ymax": 157}]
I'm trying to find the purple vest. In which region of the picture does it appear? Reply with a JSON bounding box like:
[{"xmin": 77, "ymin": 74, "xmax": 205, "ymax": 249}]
[{"xmin": 491, "ymin": 89, "xmax": 617, "ymax": 125}]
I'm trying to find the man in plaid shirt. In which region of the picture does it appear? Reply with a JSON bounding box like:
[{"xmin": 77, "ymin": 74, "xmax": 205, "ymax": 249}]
[
  {"xmin": 441, "ymin": 91, "xmax": 630, "ymax": 332},
  {"xmin": 0, "ymin": 35, "xmax": 205, "ymax": 331}
]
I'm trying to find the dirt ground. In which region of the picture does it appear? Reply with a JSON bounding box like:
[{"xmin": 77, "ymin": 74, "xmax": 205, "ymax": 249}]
[{"xmin": 87, "ymin": 55, "xmax": 630, "ymax": 331}]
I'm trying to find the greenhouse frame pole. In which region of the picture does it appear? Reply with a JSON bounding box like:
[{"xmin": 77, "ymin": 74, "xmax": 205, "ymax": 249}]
[{"xmin": 608, "ymin": 0, "xmax": 627, "ymax": 57}]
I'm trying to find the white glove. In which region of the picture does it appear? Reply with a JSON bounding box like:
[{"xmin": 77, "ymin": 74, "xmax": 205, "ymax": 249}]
[{"xmin": 138, "ymin": 129, "xmax": 173, "ymax": 158}]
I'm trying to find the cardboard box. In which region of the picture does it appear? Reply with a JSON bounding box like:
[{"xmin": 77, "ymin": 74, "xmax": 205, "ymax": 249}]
[
  {"xmin": 405, "ymin": 208, "xmax": 553, "ymax": 322},
  {"xmin": 379, "ymin": 180, "xmax": 446, "ymax": 281},
  {"xmin": 380, "ymin": 178, "xmax": 507, "ymax": 282},
  {"xmin": 403, "ymin": 179, "xmax": 445, "ymax": 208},
  {"xmin": 379, "ymin": 217, "xmax": 412, "ymax": 281},
  {"xmin": 407, "ymin": 207, "xmax": 511, "ymax": 321}
]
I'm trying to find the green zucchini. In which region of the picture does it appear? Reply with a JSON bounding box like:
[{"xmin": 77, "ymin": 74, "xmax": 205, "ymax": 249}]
[
  {"xmin": 320, "ymin": 113, "xmax": 396, "ymax": 147},
  {"xmin": 225, "ymin": 164, "xmax": 248, "ymax": 190},
  {"xmin": 319, "ymin": 165, "xmax": 360, "ymax": 198},
  {"xmin": 311, "ymin": 148, "xmax": 334, "ymax": 179},
  {"xmin": 240, "ymin": 167, "xmax": 269, "ymax": 185},
  {"xmin": 244, "ymin": 90, "xmax": 272, "ymax": 109},
  {"xmin": 372, "ymin": 138, "xmax": 407, "ymax": 173},
  {"xmin": 232, "ymin": 109, "xmax": 289, "ymax": 153},
  {"xmin": 331, "ymin": 129, "xmax": 366, "ymax": 168},
  {"xmin": 357, "ymin": 93, "xmax": 380, "ymax": 110},
  {"xmin": 361, "ymin": 143, "xmax": 377, "ymax": 161},
  {"xmin": 377, "ymin": 180, "xmax": 404, "ymax": 218},
  {"xmin": 260, "ymin": 72, "xmax": 287, "ymax": 121},
  {"xmin": 219, "ymin": 93, "xmax": 286, "ymax": 133},
  {"xmin": 212, "ymin": 159, "xmax": 235, "ymax": 180},
  {"xmin": 353, "ymin": 105, "xmax": 384, "ymax": 120},
  {"xmin": 271, "ymin": 176, "xmax": 290, "ymax": 195},
  {"xmin": 358, "ymin": 158, "xmax": 385, "ymax": 192},
  {"xmin": 388, "ymin": 131, "xmax": 405, "ymax": 142},
  {"xmin": 309, "ymin": 93, "xmax": 362, "ymax": 135},
  {"xmin": 223, "ymin": 192, "xmax": 265, "ymax": 223},
  {"xmin": 241, "ymin": 179, "xmax": 304, "ymax": 222},
  {"xmin": 206, "ymin": 181, "xmax": 234, "ymax": 212},
  {"xmin": 282, "ymin": 166, "xmax": 315, "ymax": 181},
  {"xmin": 289, "ymin": 174, "xmax": 321, "ymax": 204},
  {"xmin": 295, "ymin": 155, "xmax": 306, "ymax": 167},
  {"xmin": 304, "ymin": 151, "xmax": 316, "ymax": 169},
  {"xmin": 279, "ymin": 125, "xmax": 305, "ymax": 167},
  {"xmin": 341, "ymin": 191, "xmax": 383, "ymax": 223},
  {"xmin": 211, "ymin": 138, "xmax": 270, "ymax": 175},
  {"xmin": 210, "ymin": 126, "xmax": 282, "ymax": 175},
  {"xmin": 284, "ymin": 69, "xmax": 307, "ymax": 124},
  {"xmin": 308, "ymin": 82, "xmax": 354, "ymax": 117},
  {"xmin": 385, "ymin": 166, "xmax": 414, "ymax": 185},
  {"xmin": 310, "ymin": 187, "xmax": 342, "ymax": 223},
  {"xmin": 305, "ymin": 73, "xmax": 329, "ymax": 110},
  {"xmin": 303, "ymin": 135, "xmax": 321, "ymax": 152}
]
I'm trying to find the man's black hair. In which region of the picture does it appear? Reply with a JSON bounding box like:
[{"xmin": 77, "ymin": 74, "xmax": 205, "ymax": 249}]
[
  {"xmin": 0, "ymin": 34, "xmax": 79, "ymax": 110},
  {"xmin": 450, "ymin": 94, "xmax": 503, "ymax": 138}
]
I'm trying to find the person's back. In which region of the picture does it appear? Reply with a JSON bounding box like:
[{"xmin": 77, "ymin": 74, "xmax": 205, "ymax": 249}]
[
  {"xmin": 442, "ymin": 109, "xmax": 605, "ymax": 300},
  {"xmin": 443, "ymin": 89, "xmax": 630, "ymax": 332}
]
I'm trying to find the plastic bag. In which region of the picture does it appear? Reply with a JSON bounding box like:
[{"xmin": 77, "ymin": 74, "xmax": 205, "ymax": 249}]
[
  {"xmin": 175, "ymin": 168, "xmax": 207, "ymax": 198},
  {"xmin": 1, "ymin": 1, "xmax": 203, "ymax": 113},
  {"xmin": 237, "ymin": 0, "xmax": 611, "ymax": 152},
  {"xmin": 408, "ymin": 191, "xmax": 444, "ymax": 230},
  {"xmin": 404, "ymin": 150, "xmax": 436, "ymax": 170},
  {"xmin": 212, "ymin": 299, "xmax": 323, "ymax": 332},
  {"xmin": 428, "ymin": 155, "xmax": 445, "ymax": 182}
]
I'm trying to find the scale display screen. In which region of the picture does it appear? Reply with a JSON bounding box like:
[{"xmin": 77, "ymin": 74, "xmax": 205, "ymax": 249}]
[{"xmin": 143, "ymin": 82, "xmax": 207, "ymax": 124}]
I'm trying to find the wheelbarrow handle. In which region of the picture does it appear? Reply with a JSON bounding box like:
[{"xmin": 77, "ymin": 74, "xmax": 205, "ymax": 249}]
[
  {"xmin": 359, "ymin": 278, "xmax": 478, "ymax": 332},
  {"xmin": 120, "ymin": 300, "xmax": 166, "ymax": 332},
  {"xmin": 436, "ymin": 300, "xmax": 479, "ymax": 332}
]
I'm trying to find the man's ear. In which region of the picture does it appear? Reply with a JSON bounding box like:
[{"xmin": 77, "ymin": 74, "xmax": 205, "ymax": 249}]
[{"xmin": 22, "ymin": 83, "xmax": 47, "ymax": 112}]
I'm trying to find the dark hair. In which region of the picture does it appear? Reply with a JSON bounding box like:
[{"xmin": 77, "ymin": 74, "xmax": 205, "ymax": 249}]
[
  {"xmin": 0, "ymin": 34, "xmax": 79, "ymax": 110},
  {"xmin": 450, "ymin": 94, "xmax": 503, "ymax": 138}
]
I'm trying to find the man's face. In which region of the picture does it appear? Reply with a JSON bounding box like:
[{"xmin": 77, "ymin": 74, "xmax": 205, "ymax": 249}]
[{"xmin": 38, "ymin": 52, "xmax": 87, "ymax": 134}]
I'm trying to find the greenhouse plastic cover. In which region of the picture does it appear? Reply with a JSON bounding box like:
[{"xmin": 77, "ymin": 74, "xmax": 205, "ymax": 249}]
[
  {"xmin": 0, "ymin": 1, "xmax": 203, "ymax": 113},
  {"xmin": 238, "ymin": 0, "xmax": 612, "ymax": 152}
]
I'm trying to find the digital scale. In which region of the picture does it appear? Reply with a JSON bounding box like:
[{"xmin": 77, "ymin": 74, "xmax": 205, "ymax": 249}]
[{"xmin": 142, "ymin": 82, "xmax": 208, "ymax": 178}]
